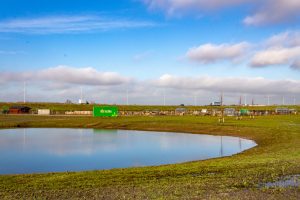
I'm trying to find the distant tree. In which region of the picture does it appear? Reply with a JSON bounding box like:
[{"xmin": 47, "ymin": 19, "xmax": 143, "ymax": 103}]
[{"xmin": 1, "ymin": 106, "xmax": 9, "ymax": 114}]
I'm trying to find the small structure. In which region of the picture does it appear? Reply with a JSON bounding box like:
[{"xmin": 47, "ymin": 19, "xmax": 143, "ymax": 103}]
[
  {"xmin": 201, "ymin": 108, "xmax": 210, "ymax": 115},
  {"xmin": 275, "ymin": 107, "xmax": 294, "ymax": 115},
  {"xmin": 9, "ymin": 106, "xmax": 31, "ymax": 114},
  {"xmin": 240, "ymin": 109, "xmax": 249, "ymax": 116},
  {"xmin": 201, "ymin": 109, "xmax": 208, "ymax": 115},
  {"xmin": 65, "ymin": 111, "xmax": 93, "ymax": 115},
  {"xmin": 211, "ymin": 101, "xmax": 222, "ymax": 106},
  {"xmin": 93, "ymin": 106, "xmax": 118, "ymax": 117},
  {"xmin": 175, "ymin": 107, "xmax": 187, "ymax": 115},
  {"xmin": 38, "ymin": 109, "xmax": 51, "ymax": 115},
  {"xmin": 145, "ymin": 109, "xmax": 160, "ymax": 116},
  {"xmin": 289, "ymin": 109, "xmax": 297, "ymax": 115},
  {"xmin": 224, "ymin": 108, "xmax": 236, "ymax": 116}
]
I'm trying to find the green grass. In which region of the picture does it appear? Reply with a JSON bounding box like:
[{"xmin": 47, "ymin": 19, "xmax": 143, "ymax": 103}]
[
  {"xmin": 0, "ymin": 114, "xmax": 299, "ymax": 199},
  {"xmin": 1, "ymin": 102, "xmax": 300, "ymax": 112}
]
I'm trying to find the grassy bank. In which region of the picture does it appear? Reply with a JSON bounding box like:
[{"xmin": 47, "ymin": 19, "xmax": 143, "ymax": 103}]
[
  {"xmin": 1, "ymin": 102, "xmax": 299, "ymax": 112},
  {"xmin": 0, "ymin": 115, "xmax": 299, "ymax": 199}
]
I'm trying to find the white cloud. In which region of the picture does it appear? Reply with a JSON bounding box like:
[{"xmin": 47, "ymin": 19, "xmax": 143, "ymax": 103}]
[
  {"xmin": 155, "ymin": 74, "xmax": 300, "ymax": 95},
  {"xmin": 1, "ymin": 69, "xmax": 300, "ymax": 104},
  {"xmin": 250, "ymin": 46, "xmax": 300, "ymax": 67},
  {"xmin": 243, "ymin": 0, "xmax": 300, "ymax": 26},
  {"xmin": 143, "ymin": 0, "xmax": 300, "ymax": 26},
  {"xmin": 265, "ymin": 31, "xmax": 300, "ymax": 47},
  {"xmin": 144, "ymin": 0, "xmax": 252, "ymax": 15},
  {"xmin": 250, "ymin": 31, "xmax": 300, "ymax": 68},
  {"xmin": 0, "ymin": 15, "xmax": 157, "ymax": 34},
  {"xmin": 38, "ymin": 66, "xmax": 131, "ymax": 85},
  {"xmin": 183, "ymin": 31, "xmax": 300, "ymax": 69},
  {"xmin": 186, "ymin": 42, "xmax": 249, "ymax": 63},
  {"xmin": 0, "ymin": 66, "xmax": 131, "ymax": 85}
]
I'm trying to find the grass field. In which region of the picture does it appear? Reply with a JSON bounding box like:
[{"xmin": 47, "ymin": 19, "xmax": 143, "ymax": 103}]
[
  {"xmin": 0, "ymin": 114, "xmax": 299, "ymax": 199},
  {"xmin": 1, "ymin": 102, "xmax": 300, "ymax": 112}
]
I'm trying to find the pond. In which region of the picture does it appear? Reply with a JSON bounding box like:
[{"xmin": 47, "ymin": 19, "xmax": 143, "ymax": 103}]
[{"xmin": 0, "ymin": 128, "xmax": 257, "ymax": 174}]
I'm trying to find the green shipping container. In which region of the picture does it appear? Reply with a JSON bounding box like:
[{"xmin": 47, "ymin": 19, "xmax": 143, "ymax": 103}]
[
  {"xmin": 93, "ymin": 106, "xmax": 118, "ymax": 117},
  {"xmin": 240, "ymin": 109, "xmax": 249, "ymax": 116}
]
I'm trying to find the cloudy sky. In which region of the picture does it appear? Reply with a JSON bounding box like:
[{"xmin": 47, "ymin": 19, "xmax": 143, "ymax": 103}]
[{"xmin": 0, "ymin": 0, "xmax": 300, "ymax": 105}]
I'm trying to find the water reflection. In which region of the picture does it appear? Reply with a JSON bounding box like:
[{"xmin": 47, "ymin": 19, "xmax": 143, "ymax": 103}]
[{"xmin": 0, "ymin": 128, "xmax": 257, "ymax": 174}]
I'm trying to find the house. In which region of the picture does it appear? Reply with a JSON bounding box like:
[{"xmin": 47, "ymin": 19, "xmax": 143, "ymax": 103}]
[
  {"xmin": 9, "ymin": 106, "xmax": 31, "ymax": 114},
  {"xmin": 224, "ymin": 108, "xmax": 236, "ymax": 116}
]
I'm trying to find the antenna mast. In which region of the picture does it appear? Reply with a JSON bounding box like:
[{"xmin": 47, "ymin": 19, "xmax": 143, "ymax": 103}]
[{"xmin": 220, "ymin": 92, "xmax": 223, "ymax": 106}]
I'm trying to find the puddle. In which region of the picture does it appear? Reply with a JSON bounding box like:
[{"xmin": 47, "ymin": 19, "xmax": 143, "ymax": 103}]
[{"xmin": 262, "ymin": 175, "xmax": 300, "ymax": 188}]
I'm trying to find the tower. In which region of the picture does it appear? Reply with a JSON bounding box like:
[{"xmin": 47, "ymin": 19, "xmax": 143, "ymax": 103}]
[{"xmin": 220, "ymin": 92, "xmax": 223, "ymax": 106}]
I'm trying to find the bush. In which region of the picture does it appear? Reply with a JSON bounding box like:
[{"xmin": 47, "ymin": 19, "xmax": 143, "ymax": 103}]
[{"xmin": 1, "ymin": 106, "xmax": 9, "ymax": 114}]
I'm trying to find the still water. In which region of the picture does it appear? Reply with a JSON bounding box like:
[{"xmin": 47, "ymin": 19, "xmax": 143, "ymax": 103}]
[{"xmin": 0, "ymin": 128, "xmax": 257, "ymax": 174}]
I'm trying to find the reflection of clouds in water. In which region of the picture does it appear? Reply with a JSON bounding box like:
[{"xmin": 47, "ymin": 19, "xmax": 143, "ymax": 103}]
[
  {"xmin": 0, "ymin": 129, "xmax": 257, "ymax": 159},
  {"xmin": 0, "ymin": 128, "xmax": 120, "ymax": 156},
  {"xmin": 0, "ymin": 128, "xmax": 257, "ymax": 174}
]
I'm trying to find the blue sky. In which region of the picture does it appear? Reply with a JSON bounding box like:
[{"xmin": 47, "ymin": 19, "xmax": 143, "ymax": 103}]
[{"xmin": 0, "ymin": 0, "xmax": 300, "ymax": 105}]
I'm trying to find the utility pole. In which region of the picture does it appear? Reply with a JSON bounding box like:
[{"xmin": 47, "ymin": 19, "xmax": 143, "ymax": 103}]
[
  {"xmin": 220, "ymin": 92, "xmax": 223, "ymax": 106},
  {"xmin": 239, "ymin": 95, "xmax": 242, "ymax": 106}
]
